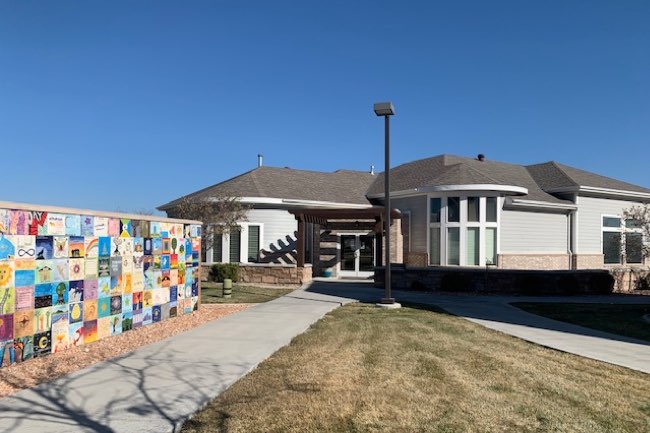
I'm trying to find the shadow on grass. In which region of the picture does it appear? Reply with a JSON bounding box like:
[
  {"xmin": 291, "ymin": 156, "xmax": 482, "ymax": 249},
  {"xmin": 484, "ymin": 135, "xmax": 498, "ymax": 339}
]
[{"xmin": 304, "ymin": 280, "xmax": 650, "ymax": 346}]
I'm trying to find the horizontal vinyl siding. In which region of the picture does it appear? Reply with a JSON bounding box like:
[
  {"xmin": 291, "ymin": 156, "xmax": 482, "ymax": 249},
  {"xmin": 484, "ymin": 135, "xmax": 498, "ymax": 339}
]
[
  {"xmin": 501, "ymin": 210, "xmax": 567, "ymax": 253},
  {"xmin": 392, "ymin": 195, "xmax": 428, "ymax": 253},
  {"xmin": 576, "ymin": 195, "xmax": 644, "ymax": 254},
  {"xmin": 246, "ymin": 209, "xmax": 297, "ymax": 251}
]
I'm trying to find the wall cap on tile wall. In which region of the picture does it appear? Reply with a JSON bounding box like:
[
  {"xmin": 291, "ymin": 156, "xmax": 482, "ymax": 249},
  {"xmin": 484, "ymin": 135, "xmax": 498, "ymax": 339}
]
[{"xmin": 0, "ymin": 200, "xmax": 202, "ymax": 225}]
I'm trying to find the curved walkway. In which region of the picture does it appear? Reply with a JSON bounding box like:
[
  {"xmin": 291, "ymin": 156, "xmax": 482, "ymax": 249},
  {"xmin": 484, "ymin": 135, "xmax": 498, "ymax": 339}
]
[{"xmin": 307, "ymin": 279, "xmax": 650, "ymax": 374}]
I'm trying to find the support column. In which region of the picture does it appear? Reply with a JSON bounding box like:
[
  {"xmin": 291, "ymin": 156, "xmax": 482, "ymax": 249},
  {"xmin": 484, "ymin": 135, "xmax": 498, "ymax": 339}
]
[{"xmin": 296, "ymin": 216, "xmax": 305, "ymax": 267}]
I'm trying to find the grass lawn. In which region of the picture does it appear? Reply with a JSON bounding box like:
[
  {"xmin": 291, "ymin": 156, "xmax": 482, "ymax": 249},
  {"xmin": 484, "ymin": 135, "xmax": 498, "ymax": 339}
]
[
  {"xmin": 181, "ymin": 303, "xmax": 650, "ymax": 433},
  {"xmin": 201, "ymin": 282, "xmax": 295, "ymax": 304},
  {"xmin": 511, "ymin": 302, "xmax": 650, "ymax": 343}
]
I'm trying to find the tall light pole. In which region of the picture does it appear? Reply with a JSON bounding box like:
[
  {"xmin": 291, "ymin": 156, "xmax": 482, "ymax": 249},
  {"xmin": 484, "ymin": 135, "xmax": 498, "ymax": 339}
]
[{"xmin": 374, "ymin": 102, "xmax": 399, "ymax": 307}]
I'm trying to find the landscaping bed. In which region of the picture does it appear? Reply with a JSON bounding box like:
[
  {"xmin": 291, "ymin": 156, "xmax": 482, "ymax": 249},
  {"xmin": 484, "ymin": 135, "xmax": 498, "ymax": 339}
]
[{"xmin": 201, "ymin": 282, "xmax": 296, "ymax": 304}]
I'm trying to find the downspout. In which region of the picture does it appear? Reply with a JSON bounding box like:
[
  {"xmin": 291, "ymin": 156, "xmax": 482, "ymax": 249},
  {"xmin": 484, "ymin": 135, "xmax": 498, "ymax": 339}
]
[{"xmin": 568, "ymin": 209, "xmax": 576, "ymax": 269}]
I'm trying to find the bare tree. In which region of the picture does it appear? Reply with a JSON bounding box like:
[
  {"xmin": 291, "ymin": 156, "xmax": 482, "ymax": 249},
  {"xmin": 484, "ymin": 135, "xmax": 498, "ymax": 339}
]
[
  {"xmin": 166, "ymin": 196, "xmax": 250, "ymax": 251},
  {"xmin": 623, "ymin": 204, "xmax": 650, "ymax": 260}
]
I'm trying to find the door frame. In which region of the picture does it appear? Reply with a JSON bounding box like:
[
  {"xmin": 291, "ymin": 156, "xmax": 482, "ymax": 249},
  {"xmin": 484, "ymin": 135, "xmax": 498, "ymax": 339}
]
[{"xmin": 337, "ymin": 233, "xmax": 376, "ymax": 278}]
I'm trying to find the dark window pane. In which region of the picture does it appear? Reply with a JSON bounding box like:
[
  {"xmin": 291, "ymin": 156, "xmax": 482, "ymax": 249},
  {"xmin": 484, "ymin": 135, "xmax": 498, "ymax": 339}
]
[
  {"xmin": 247, "ymin": 226, "xmax": 260, "ymax": 263},
  {"xmin": 625, "ymin": 219, "xmax": 642, "ymax": 229},
  {"xmin": 430, "ymin": 198, "xmax": 441, "ymax": 223},
  {"xmin": 229, "ymin": 229, "xmax": 241, "ymax": 263},
  {"xmin": 603, "ymin": 231, "xmax": 621, "ymax": 264},
  {"xmin": 447, "ymin": 227, "xmax": 460, "ymax": 265},
  {"xmin": 603, "ymin": 217, "xmax": 621, "ymax": 228},
  {"xmin": 213, "ymin": 233, "xmax": 223, "ymax": 262},
  {"xmin": 486, "ymin": 197, "xmax": 497, "ymax": 222},
  {"xmin": 626, "ymin": 232, "xmax": 643, "ymax": 264},
  {"xmin": 467, "ymin": 197, "xmax": 480, "ymax": 222},
  {"xmin": 429, "ymin": 227, "xmax": 440, "ymax": 265},
  {"xmin": 447, "ymin": 197, "xmax": 460, "ymax": 223}
]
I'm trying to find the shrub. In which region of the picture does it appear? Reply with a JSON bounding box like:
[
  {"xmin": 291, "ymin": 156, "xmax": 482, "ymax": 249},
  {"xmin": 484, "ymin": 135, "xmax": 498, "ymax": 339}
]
[
  {"xmin": 633, "ymin": 270, "xmax": 650, "ymax": 291},
  {"xmin": 588, "ymin": 272, "xmax": 614, "ymax": 295},
  {"xmin": 209, "ymin": 263, "xmax": 240, "ymax": 283},
  {"xmin": 440, "ymin": 273, "xmax": 471, "ymax": 292},
  {"xmin": 409, "ymin": 280, "xmax": 429, "ymax": 292},
  {"xmin": 518, "ymin": 274, "xmax": 546, "ymax": 295},
  {"xmin": 558, "ymin": 274, "xmax": 580, "ymax": 295}
]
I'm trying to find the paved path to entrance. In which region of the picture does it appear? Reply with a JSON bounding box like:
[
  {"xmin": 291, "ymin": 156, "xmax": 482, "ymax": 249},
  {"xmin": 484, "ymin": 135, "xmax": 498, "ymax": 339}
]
[
  {"xmin": 307, "ymin": 279, "xmax": 650, "ymax": 374},
  {"xmin": 0, "ymin": 288, "xmax": 354, "ymax": 433}
]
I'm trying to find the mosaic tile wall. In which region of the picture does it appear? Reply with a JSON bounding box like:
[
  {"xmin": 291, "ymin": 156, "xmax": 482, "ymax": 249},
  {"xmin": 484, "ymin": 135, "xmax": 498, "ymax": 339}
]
[{"xmin": 0, "ymin": 208, "xmax": 201, "ymax": 368}]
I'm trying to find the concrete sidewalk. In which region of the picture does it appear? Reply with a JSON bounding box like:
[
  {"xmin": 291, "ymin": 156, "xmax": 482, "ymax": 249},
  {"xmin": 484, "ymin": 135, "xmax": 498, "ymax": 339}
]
[
  {"xmin": 306, "ymin": 279, "xmax": 650, "ymax": 374},
  {"xmin": 0, "ymin": 287, "xmax": 354, "ymax": 433}
]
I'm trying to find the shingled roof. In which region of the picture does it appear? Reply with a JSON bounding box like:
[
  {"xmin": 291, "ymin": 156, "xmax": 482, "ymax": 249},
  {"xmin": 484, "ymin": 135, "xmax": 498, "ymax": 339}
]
[
  {"xmin": 158, "ymin": 166, "xmax": 376, "ymax": 209},
  {"xmin": 366, "ymin": 155, "xmax": 571, "ymax": 204},
  {"xmin": 527, "ymin": 161, "xmax": 650, "ymax": 194}
]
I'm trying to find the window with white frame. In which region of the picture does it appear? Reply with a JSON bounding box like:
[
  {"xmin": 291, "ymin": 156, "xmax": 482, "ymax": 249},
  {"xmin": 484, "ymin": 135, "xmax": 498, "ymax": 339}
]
[
  {"xmin": 429, "ymin": 195, "xmax": 500, "ymax": 266},
  {"xmin": 602, "ymin": 216, "xmax": 643, "ymax": 265},
  {"xmin": 207, "ymin": 223, "xmax": 263, "ymax": 264}
]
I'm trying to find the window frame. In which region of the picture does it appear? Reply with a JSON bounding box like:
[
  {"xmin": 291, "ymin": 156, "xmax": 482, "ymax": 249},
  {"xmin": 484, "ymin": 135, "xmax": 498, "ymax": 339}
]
[{"xmin": 601, "ymin": 214, "xmax": 644, "ymax": 266}]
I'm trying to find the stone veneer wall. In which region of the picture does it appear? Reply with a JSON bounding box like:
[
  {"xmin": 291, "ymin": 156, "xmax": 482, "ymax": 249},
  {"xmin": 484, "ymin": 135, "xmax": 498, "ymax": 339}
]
[
  {"xmin": 498, "ymin": 254, "xmax": 571, "ymax": 270},
  {"xmin": 572, "ymin": 254, "xmax": 605, "ymax": 269},
  {"xmin": 201, "ymin": 263, "xmax": 312, "ymax": 285},
  {"xmin": 0, "ymin": 202, "xmax": 202, "ymax": 369}
]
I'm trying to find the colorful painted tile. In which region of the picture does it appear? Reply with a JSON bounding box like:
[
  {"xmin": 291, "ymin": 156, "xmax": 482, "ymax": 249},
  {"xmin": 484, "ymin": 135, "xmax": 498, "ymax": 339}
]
[
  {"xmin": 121, "ymin": 255, "xmax": 133, "ymax": 274},
  {"xmin": 83, "ymin": 298, "xmax": 98, "ymax": 321},
  {"xmin": 51, "ymin": 319, "xmax": 70, "ymax": 353},
  {"xmin": 161, "ymin": 270, "xmax": 171, "ymax": 288},
  {"xmin": 161, "ymin": 303, "xmax": 170, "ymax": 321},
  {"xmin": 13, "ymin": 310, "xmax": 33, "ymax": 338},
  {"xmin": 131, "ymin": 221, "xmax": 142, "ymax": 238},
  {"xmin": 46, "ymin": 214, "xmax": 65, "ymax": 236},
  {"xmin": 69, "ymin": 280, "xmax": 84, "ymax": 303},
  {"xmin": 132, "ymin": 292, "xmax": 143, "ymax": 310},
  {"xmin": 34, "ymin": 307, "xmax": 52, "ymax": 333},
  {"xmin": 97, "ymin": 297, "xmax": 111, "ymax": 318},
  {"xmin": 170, "ymin": 254, "xmax": 178, "ymax": 269},
  {"xmin": 97, "ymin": 277, "xmax": 111, "ymax": 298},
  {"xmin": 35, "ymin": 260, "xmax": 53, "ymax": 284},
  {"xmin": 169, "ymin": 303, "xmax": 177, "ymax": 318},
  {"xmin": 35, "ymin": 236, "xmax": 53, "ymax": 260},
  {"xmin": 97, "ymin": 317, "xmax": 110, "ymax": 339},
  {"xmin": 13, "ymin": 336, "xmax": 34, "ymax": 363},
  {"xmin": 108, "ymin": 219, "xmax": 119, "ymax": 237},
  {"xmin": 132, "ymin": 272, "xmax": 144, "ymax": 292},
  {"xmin": 132, "ymin": 309, "xmax": 143, "ymax": 328},
  {"xmin": 69, "ymin": 302, "xmax": 83, "ymax": 324},
  {"xmin": 110, "ymin": 257, "xmax": 122, "ymax": 276},
  {"xmin": 15, "ymin": 269, "xmax": 35, "ymax": 287},
  {"xmin": 0, "ymin": 261, "xmax": 14, "ymax": 288},
  {"xmin": 84, "ymin": 258, "xmax": 98, "ymax": 279},
  {"xmin": 119, "ymin": 219, "xmax": 132, "ymax": 238},
  {"xmin": 143, "ymin": 238, "xmax": 153, "ymax": 255},
  {"xmin": 110, "ymin": 295, "xmax": 122, "ymax": 315},
  {"xmin": 94, "ymin": 217, "xmax": 109, "ymax": 237},
  {"xmin": 8, "ymin": 211, "xmax": 29, "ymax": 235},
  {"xmin": 52, "ymin": 236, "xmax": 68, "ymax": 259},
  {"xmin": 84, "ymin": 237, "xmax": 99, "ymax": 258},
  {"xmin": 64, "ymin": 215, "xmax": 81, "ymax": 236},
  {"xmin": 15, "ymin": 286, "xmax": 34, "ymax": 311},
  {"xmin": 109, "ymin": 314, "xmax": 121, "ymax": 336},
  {"xmin": 150, "ymin": 222, "xmax": 161, "ymax": 238},
  {"xmin": 98, "ymin": 257, "xmax": 110, "ymax": 278},
  {"xmin": 142, "ymin": 307, "xmax": 153, "ymax": 326},
  {"xmin": 69, "ymin": 236, "xmax": 85, "ymax": 258},
  {"xmin": 121, "ymin": 293, "xmax": 132, "ymax": 313},
  {"xmin": 69, "ymin": 258, "xmax": 84, "ymax": 280},
  {"xmin": 81, "ymin": 215, "xmax": 94, "ymax": 236},
  {"xmin": 69, "ymin": 322, "xmax": 83, "ymax": 347},
  {"xmin": 143, "ymin": 290, "xmax": 153, "ymax": 308},
  {"xmin": 98, "ymin": 237, "xmax": 111, "ymax": 257},
  {"xmin": 0, "ymin": 314, "xmax": 14, "ymax": 340},
  {"xmin": 122, "ymin": 312, "xmax": 133, "ymax": 332},
  {"xmin": 152, "ymin": 305, "xmax": 162, "ymax": 323},
  {"xmin": 51, "ymin": 282, "xmax": 69, "ymax": 306},
  {"xmin": 29, "ymin": 211, "xmax": 48, "ymax": 236},
  {"xmin": 152, "ymin": 238, "xmax": 162, "ymax": 255},
  {"xmin": 83, "ymin": 320, "xmax": 97, "ymax": 344},
  {"xmin": 83, "ymin": 279, "xmax": 98, "ymax": 300},
  {"xmin": 0, "ymin": 234, "xmax": 16, "ymax": 260},
  {"xmin": 0, "ymin": 288, "xmax": 15, "ymax": 314},
  {"xmin": 0, "ymin": 339, "xmax": 14, "ymax": 367},
  {"xmin": 14, "ymin": 235, "xmax": 36, "ymax": 260},
  {"xmin": 33, "ymin": 331, "xmax": 51, "ymax": 358},
  {"xmin": 161, "ymin": 255, "xmax": 170, "ymax": 270}
]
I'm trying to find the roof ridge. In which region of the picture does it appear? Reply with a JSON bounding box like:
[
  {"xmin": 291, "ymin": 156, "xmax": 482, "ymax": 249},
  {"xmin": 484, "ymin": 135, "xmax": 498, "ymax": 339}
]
[{"xmin": 548, "ymin": 161, "xmax": 580, "ymax": 187}]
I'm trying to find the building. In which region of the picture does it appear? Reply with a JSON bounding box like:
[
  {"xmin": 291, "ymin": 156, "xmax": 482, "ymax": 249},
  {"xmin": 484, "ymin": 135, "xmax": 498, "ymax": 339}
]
[{"xmin": 158, "ymin": 154, "xmax": 650, "ymax": 278}]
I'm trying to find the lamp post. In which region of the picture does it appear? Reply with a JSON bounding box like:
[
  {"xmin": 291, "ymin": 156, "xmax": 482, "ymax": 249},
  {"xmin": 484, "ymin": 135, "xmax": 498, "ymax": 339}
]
[{"xmin": 374, "ymin": 102, "xmax": 400, "ymax": 308}]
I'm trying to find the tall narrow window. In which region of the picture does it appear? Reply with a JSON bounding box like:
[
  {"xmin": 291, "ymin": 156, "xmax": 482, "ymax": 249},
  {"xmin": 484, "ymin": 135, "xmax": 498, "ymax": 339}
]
[
  {"xmin": 447, "ymin": 227, "xmax": 460, "ymax": 265},
  {"xmin": 625, "ymin": 232, "xmax": 643, "ymax": 264},
  {"xmin": 247, "ymin": 225, "xmax": 260, "ymax": 263},
  {"xmin": 467, "ymin": 197, "xmax": 480, "ymax": 222},
  {"xmin": 447, "ymin": 197, "xmax": 460, "ymax": 222},
  {"xmin": 486, "ymin": 197, "xmax": 497, "ymax": 223},
  {"xmin": 430, "ymin": 198, "xmax": 442, "ymax": 223},
  {"xmin": 429, "ymin": 227, "xmax": 440, "ymax": 265},
  {"xmin": 485, "ymin": 228, "xmax": 497, "ymax": 265},
  {"xmin": 466, "ymin": 227, "xmax": 479, "ymax": 266},
  {"xmin": 603, "ymin": 232, "xmax": 621, "ymax": 264},
  {"xmin": 229, "ymin": 229, "xmax": 241, "ymax": 263},
  {"xmin": 213, "ymin": 233, "xmax": 223, "ymax": 263}
]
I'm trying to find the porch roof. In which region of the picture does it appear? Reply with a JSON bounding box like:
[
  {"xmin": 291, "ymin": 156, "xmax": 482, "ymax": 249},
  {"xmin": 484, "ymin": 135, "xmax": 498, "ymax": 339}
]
[{"xmin": 288, "ymin": 207, "xmax": 402, "ymax": 226}]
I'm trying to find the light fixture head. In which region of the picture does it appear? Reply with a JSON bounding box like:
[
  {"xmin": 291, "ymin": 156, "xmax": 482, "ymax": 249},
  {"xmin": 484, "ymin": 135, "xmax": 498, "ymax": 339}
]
[{"xmin": 373, "ymin": 102, "xmax": 395, "ymax": 116}]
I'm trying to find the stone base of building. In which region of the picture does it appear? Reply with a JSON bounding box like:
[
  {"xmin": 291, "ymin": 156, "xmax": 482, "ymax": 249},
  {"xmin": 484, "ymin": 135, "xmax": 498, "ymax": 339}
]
[
  {"xmin": 572, "ymin": 254, "xmax": 605, "ymax": 269},
  {"xmin": 201, "ymin": 263, "xmax": 312, "ymax": 285},
  {"xmin": 498, "ymin": 254, "xmax": 571, "ymax": 270}
]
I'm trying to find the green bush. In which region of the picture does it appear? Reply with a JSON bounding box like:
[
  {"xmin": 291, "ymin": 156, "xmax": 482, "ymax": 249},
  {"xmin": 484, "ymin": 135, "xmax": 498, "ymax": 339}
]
[
  {"xmin": 440, "ymin": 273, "xmax": 471, "ymax": 292},
  {"xmin": 634, "ymin": 271, "xmax": 650, "ymax": 291},
  {"xmin": 209, "ymin": 263, "xmax": 240, "ymax": 283},
  {"xmin": 589, "ymin": 272, "xmax": 614, "ymax": 295}
]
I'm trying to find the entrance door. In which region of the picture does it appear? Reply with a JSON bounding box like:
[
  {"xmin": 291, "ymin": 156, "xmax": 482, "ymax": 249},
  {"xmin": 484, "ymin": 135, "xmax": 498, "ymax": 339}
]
[{"xmin": 339, "ymin": 234, "xmax": 375, "ymax": 278}]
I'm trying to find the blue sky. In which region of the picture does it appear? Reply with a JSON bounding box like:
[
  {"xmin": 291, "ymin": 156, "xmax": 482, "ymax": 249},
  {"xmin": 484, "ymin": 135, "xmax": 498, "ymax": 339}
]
[{"xmin": 1, "ymin": 1, "xmax": 649, "ymax": 214}]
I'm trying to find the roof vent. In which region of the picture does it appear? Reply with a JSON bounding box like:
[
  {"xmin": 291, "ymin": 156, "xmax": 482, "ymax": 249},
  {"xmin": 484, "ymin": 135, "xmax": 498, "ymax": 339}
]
[
  {"xmin": 477, "ymin": 154, "xmax": 486, "ymax": 161},
  {"xmin": 257, "ymin": 154, "xmax": 263, "ymax": 168},
  {"xmin": 370, "ymin": 165, "xmax": 375, "ymax": 175}
]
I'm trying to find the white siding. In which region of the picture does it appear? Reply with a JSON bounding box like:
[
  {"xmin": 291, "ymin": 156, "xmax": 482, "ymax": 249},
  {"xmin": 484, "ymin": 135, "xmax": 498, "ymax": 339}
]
[
  {"xmin": 575, "ymin": 195, "xmax": 643, "ymax": 253},
  {"xmin": 501, "ymin": 209, "xmax": 568, "ymax": 253},
  {"xmin": 246, "ymin": 208, "xmax": 297, "ymax": 251},
  {"xmin": 391, "ymin": 195, "xmax": 428, "ymax": 253}
]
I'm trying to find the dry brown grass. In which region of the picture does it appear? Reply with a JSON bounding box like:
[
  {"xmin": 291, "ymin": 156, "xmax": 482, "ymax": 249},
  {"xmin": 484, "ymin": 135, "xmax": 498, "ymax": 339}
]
[{"xmin": 182, "ymin": 303, "xmax": 650, "ymax": 433}]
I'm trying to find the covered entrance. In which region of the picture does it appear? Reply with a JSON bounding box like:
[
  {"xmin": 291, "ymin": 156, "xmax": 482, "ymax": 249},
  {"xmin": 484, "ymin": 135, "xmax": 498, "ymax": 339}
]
[
  {"xmin": 290, "ymin": 207, "xmax": 402, "ymax": 279},
  {"xmin": 340, "ymin": 234, "xmax": 375, "ymax": 278}
]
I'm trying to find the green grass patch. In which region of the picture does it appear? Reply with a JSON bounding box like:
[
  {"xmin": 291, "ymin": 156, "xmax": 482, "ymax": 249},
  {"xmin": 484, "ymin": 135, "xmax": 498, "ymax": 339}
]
[
  {"xmin": 512, "ymin": 302, "xmax": 650, "ymax": 342},
  {"xmin": 182, "ymin": 303, "xmax": 650, "ymax": 433},
  {"xmin": 201, "ymin": 283, "xmax": 295, "ymax": 304}
]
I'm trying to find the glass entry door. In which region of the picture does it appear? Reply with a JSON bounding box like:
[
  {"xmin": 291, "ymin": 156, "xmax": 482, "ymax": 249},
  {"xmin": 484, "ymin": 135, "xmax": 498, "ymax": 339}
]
[{"xmin": 340, "ymin": 234, "xmax": 375, "ymax": 278}]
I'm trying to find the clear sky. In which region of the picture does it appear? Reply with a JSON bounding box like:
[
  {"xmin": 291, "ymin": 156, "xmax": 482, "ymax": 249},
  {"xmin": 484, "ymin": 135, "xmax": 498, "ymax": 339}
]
[{"xmin": 1, "ymin": 1, "xmax": 649, "ymax": 214}]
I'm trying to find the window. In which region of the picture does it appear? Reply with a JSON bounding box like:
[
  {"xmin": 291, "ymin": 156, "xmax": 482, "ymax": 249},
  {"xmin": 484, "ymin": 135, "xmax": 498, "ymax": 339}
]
[
  {"xmin": 466, "ymin": 227, "xmax": 479, "ymax": 266},
  {"xmin": 430, "ymin": 198, "xmax": 441, "ymax": 223},
  {"xmin": 447, "ymin": 227, "xmax": 460, "ymax": 265},
  {"xmin": 429, "ymin": 227, "xmax": 440, "ymax": 265},
  {"xmin": 467, "ymin": 197, "xmax": 480, "ymax": 222},
  {"xmin": 213, "ymin": 233, "xmax": 223, "ymax": 262},
  {"xmin": 485, "ymin": 227, "xmax": 497, "ymax": 265},
  {"xmin": 486, "ymin": 197, "xmax": 497, "ymax": 223},
  {"xmin": 229, "ymin": 229, "xmax": 241, "ymax": 263},
  {"xmin": 602, "ymin": 216, "xmax": 643, "ymax": 265},
  {"xmin": 447, "ymin": 197, "xmax": 460, "ymax": 222},
  {"xmin": 247, "ymin": 225, "xmax": 260, "ymax": 263}
]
